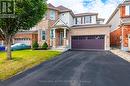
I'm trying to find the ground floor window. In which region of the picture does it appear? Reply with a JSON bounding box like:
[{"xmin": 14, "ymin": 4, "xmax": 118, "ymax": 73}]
[
  {"xmin": 42, "ymin": 31, "xmax": 46, "ymax": 40},
  {"xmin": 50, "ymin": 29, "xmax": 54, "ymax": 39}
]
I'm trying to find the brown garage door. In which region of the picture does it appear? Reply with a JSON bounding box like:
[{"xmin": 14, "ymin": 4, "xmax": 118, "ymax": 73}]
[{"xmin": 71, "ymin": 35, "xmax": 105, "ymax": 50}]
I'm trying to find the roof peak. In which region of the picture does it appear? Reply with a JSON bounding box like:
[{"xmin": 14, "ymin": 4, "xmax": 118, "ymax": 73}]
[
  {"xmin": 48, "ymin": 3, "xmax": 55, "ymax": 7},
  {"xmin": 57, "ymin": 5, "xmax": 72, "ymax": 12}
]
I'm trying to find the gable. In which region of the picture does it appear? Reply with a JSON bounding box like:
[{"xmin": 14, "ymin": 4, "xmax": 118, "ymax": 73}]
[{"xmin": 52, "ymin": 18, "xmax": 69, "ymax": 28}]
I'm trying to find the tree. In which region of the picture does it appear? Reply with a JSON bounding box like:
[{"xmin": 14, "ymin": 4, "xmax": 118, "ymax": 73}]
[
  {"xmin": 0, "ymin": 0, "xmax": 47, "ymax": 60},
  {"xmin": 42, "ymin": 42, "xmax": 48, "ymax": 50},
  {"xmin": 32, "ymin": 41, "xmax": 39, "ymax": 50}
]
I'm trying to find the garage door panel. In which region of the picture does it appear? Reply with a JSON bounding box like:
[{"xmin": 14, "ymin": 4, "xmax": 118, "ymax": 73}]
[
  {"xmin": 72, "ymin": 35, "xmax": 105, "ymax": 50},
  {"xmin": 14, "ymin": 38, "xmax": 31, "ymax": 45}
]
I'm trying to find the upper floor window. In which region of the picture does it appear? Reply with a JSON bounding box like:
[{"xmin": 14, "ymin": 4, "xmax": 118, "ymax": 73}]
[
  {"xmin": 50, "ymin": 10, "xmax": 55, "ymax": 20},
  {"xmin": 126, "ymin": 5, "xmax": 130, "ymax": 15},
  {"xmin": 60, "ymin": 13, "xmax": 65, "ymax": 21},
  {"xmin": 42, "ymin": 31, "xmax": 46, "ymax": 40},
  {"xmin": 85, "ymin": 16, "xmax": 92, "ymax": 23},
  {"xmin": 75, "ymin": 17, "xmax": 81, "ymax": 24}
]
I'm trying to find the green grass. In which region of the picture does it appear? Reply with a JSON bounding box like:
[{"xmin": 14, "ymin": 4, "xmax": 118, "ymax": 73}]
[{"xmin": 0, "ymin": 50, "xmax": 61, "ymax": 80}]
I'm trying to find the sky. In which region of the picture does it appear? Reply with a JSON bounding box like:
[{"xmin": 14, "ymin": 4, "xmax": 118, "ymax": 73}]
[{"xmin": 47, "ymin": 0, "xmax": 124, "ymax": 21}]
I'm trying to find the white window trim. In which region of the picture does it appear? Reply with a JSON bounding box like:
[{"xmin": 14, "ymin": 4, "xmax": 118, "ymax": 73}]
[
  {"xmin": 126, "ymin": 5, "xmax": 130, "ymax": 16},
  {"xmin": 85, "ymin": 16, "xmax": 92, "ymax": 24},
  {"xmin": 41, "ymin": 31, "xmax": 46, "ymax": 40},
  {"xmin": 77, "ymin": 17, "xmax": 81, "ymax": 25},
  {"xmin": 50, "ymin": 29, "xmax": 54, "ymax": 39},
  {"xmin": 50, "ymin": 10, "xmax": 56, "ymax": 20}
]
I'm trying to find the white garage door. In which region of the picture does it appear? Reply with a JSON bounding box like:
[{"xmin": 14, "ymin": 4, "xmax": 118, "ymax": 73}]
[{"xmin": 14, "ymin": 38, "xmax": 31, "ymax": 45}]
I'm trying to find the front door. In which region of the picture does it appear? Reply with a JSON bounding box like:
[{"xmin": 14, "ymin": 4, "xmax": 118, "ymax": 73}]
[{"xmin": 60, "ymin": 32, "xmax": 64, "ymax": 46}]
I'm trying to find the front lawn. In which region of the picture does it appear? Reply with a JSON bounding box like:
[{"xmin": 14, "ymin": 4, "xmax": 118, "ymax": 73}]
[{"xmin": 0, "ymin": 50, "xmax": 61, "ymax": 80}]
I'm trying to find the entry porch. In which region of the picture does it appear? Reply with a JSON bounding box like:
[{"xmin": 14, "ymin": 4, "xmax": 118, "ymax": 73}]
[{"xmin": 50, "ymin": 27, "xmax": 70, "ymax": 49}]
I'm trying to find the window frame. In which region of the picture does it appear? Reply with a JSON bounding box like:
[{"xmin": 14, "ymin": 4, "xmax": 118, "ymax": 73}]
[
  {"xmin": 84, "ymin": 16, "xmax": 92, "ymax": 24},
  {"xmin": 50, "ymin": 29, "xmax": 54, "ymax": 39},
  {"xmin": 42, "ymin": 31, "xmax": 46, "ymax": 40},
  {"xmin": 50, "ymin": 10, "xmax": 56, "ymax": 20},
  {"xmin": 77, "ymin": 17, "xmax": 81, "ymax": 25},
  {"xmin": 125, "ymin": 5, "xmax": 130, "ymax": 16}
]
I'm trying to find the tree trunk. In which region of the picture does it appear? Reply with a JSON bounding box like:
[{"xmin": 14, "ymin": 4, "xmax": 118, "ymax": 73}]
[{"xmin": 6, "ymin": 39, "xmax": 12, "ymax": 60}]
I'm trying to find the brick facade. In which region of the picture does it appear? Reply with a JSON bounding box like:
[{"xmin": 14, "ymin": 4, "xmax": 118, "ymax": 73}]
[
  {"xmin": 36, "ymin": 9, "xmax": 59, "ymax": 47},
  {"xmin": 123, "ymin": 25, "xmax": 130, "ymax": 47},
  {"xmin": 110, "ymin": 25, "xmax": 130, "ymax": 48},
  {"xmin": 110, "ymin": 28, "xmax": 121, "ymax": 47},
  {"xmin": 120, "ymin": 5, "xmax": 126, "ymax": 18},
  {"xmin": 109, "ymin": 1, "xmax": 130, "ymax": 51},
  {"xmin": 14, "ymin": 32, "xmax": 38, "ymax": 46}
]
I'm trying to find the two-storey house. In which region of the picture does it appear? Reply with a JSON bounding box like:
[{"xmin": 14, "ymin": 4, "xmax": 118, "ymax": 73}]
[
  {"xmin": 0, "ymin": 3, "xmax": 111, "ymax": 50},
  {"xmin": 107, "ymin": 0, "xmax": 130, "ymax": 51}
]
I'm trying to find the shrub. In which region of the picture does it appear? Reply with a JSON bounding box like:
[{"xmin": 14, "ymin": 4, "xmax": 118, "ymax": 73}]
[
  {"xmin": 42, "ymin": 42, "xmax": 48, "ymax": 50},
  {"xmin": 32, "ymin": 41, "xmax": 39, "ymax": 50}
]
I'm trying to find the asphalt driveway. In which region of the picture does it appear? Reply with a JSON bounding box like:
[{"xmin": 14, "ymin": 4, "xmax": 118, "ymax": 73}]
[{"xmin": 1, "ymin": 50, "xmax": 130, "ymax": 86}]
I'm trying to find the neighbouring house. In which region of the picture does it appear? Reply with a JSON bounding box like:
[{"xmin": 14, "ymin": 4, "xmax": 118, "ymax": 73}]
[
  {"xmin": 14, "ymin": 31, "xmax": 38, "ymax": 45},
  {"xmin": 107, "ymin": 0, "xmax": 130, "ymax": 51},
  {"xmin": 0, "ymin": 3, "xmax": 111, "ymax": 50}
]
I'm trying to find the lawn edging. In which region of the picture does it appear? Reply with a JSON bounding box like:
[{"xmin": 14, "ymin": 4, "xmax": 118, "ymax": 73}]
[{"xmin": 0, "ymin": 50, "xmax": 61, "ymax": 80}]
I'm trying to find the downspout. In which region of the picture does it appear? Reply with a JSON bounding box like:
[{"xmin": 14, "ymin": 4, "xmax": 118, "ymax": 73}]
[
  {"xmin": 120, "ymin": 18, "xmax": 124, "ymax": 50},
  {"xmin": 121, "ymin": 25, "xmax": 124, "ymax": 50}
]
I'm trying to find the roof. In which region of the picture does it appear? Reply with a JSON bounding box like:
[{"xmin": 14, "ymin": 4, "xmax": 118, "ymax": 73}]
[
  {"xmin": 56, "ymin": 5, "xmax": 75, "ymax": 17},
  {"xmin": 17, "ymin": 30, "xmax": 38, "ymax": 34},
  {"xmin": 48, "ymin": 3, "xmax": 55, "ymax": 8},
  {"xmin": 48, "ymin": 3, "xmax": 59, "ymax": 11},
  {"xmin": 75, "ymin": 13, "xmax": 98, "ymax": 17},
  {"xmin": 47, "ymin": 4, "xmax": 99, "ymax": 17},
  {"xmin": 72, "ymin": 24, "xmax": 111, "ymax": 28},
  {"xmin": 57, "ymin": 5, "xmax": 72, "ymax": 12},
  {"xmin": 47, "ymin": 3, "xmax": 74, "ymax": 15}
]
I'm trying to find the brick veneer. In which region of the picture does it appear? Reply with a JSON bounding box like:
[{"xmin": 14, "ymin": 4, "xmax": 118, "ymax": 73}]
[
  {"xmin": 120, "ymin": 5, "xmax": 126, "ymax": 18},
  {"xmin": 15, "ymin": 33, "xmax": 38, "ymax": 46},
  {"xmin": 110, "ymin": 28, "xmax": 121, "ymax": 46},
  {"xmin": 110, "ymin": 25, "xmax": 130, "ymax": 48}
]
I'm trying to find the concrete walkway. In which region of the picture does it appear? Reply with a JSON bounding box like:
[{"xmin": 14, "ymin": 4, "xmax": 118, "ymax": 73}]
[{"xmin": 111, "ymin": 49, "xmax": 130, "ymax": 62}]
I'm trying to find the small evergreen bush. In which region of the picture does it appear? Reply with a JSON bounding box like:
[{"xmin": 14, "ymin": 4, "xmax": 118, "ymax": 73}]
[
  {"xmin": 32, "ymin": 41, "xmax": 39, "ymax": 50},
  {"xmin": 42, "ymin": 42, "xmax": 48, "ymax": 50}
]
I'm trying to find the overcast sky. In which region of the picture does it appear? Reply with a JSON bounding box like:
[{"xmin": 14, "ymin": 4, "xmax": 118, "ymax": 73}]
[{"xmin": 47, "ymin": 0, "xmax": 124, "ymax": 21}]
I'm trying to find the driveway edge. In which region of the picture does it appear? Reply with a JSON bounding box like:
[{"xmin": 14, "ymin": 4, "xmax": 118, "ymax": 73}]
[{"xmin": 110, "ymin": 49, "xmax": 130, "ymax": 62}]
